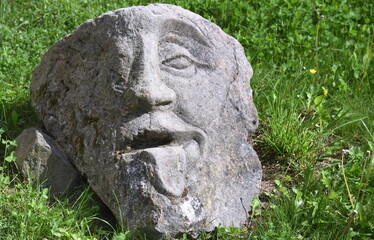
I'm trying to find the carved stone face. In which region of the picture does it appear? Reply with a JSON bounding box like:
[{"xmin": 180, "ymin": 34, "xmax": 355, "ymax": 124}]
[
  {"xmin": 31, "ymin": 4, "xmax": 261, "ymax": 237},
  {"xmin": 113, "ymin": 13, "xmax": 238, "ymax": 197}
]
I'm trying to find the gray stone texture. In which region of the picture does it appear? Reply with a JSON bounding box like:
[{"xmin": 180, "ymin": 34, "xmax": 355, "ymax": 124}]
[
  {"xmin": 30, "ymin": 4, "xmax": 261, "ymax": 238},
  {"xmin": 15, "ymin": 128, "xmax": 81, "ymax": 196}
]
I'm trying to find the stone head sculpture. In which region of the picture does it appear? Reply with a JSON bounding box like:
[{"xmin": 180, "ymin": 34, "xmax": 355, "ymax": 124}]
[{"xmin": 31, "ymin": 4, "xmax": 261, "ymax": 238}]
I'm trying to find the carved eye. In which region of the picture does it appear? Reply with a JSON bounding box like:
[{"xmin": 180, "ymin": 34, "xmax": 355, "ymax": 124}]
[
  {"xmin": 162, "ymin": 55, "xmax": 193, "ymax": 70},
  {"xmin": 160, "ymin": 54, "xmax": 196, "ymax": 77}
]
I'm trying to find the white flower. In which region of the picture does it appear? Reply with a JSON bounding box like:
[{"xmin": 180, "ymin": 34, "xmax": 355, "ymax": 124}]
[{"xmin": 342, "ymin": 149, "xmax": 349, "ymax": 155}]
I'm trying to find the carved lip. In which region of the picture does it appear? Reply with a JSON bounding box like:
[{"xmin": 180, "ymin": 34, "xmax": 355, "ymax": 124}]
[{"xmin": 117, "ymin": 111, "xmax": 207, "ymax": 155}]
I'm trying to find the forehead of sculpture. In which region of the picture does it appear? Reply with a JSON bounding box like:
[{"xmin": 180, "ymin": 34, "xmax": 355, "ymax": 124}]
[{"xmin": 99, "ymin": 5, "xmax": 220, "ymax": 47}]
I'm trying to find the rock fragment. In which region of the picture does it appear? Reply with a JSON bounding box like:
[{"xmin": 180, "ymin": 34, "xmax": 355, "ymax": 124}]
[{"xmin": 15, "ymin": 128, "xmax": 81, "ymax": 196}]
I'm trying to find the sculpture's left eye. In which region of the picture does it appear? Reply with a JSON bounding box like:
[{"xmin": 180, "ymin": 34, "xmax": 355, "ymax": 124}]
[
  {"xmin": 159, "ymin": 42, "xmax": 198, "ymax": 77},
  {"xmin": 162, "ymin": 55, "xmax": 193, "ymax": 70},
  {"xmin": 160, "ymin": 53, "xmax": 196, "ymax": 77}
]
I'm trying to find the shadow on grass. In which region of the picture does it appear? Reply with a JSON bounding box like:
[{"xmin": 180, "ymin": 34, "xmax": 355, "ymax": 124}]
[{"xmin": 0, "ymin": 97, "xmax": 42, "ymax": 139}]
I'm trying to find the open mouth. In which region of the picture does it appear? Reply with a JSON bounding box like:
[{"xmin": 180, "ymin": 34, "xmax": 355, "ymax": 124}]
[
  {"xmin": 126, "ymin": 130, "xmax": 174, "ymax": 150},
  {"xmin": 115, "ymin": 111, "xmax": 207, "ymax": 157},
  {"xmin": 116, "ymin": 129, "xmax": 205, "ymax": 157}
]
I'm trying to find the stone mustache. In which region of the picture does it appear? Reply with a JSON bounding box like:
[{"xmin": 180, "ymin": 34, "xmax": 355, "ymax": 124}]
[{"xmin": 29, "ymin": 4, "xmax": 261, "ymax": 238}]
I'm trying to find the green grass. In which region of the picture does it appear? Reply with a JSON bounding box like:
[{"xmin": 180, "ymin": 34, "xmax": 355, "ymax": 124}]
[{"xmin": 1, "ymin": 0, "xmax": 373, "ymax": 239}]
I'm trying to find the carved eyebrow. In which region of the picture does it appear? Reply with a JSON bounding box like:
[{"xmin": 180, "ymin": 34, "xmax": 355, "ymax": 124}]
[
  {"xmin": 161, "ymin": 32, "xmax": 195, "ymax": 48},
  {"xmin": 159, "ymin": 42, "xmax": 210, "ymax": 68},
  {"xmin": 161, "ymin": 19, "xmax": 211, "ymax": 47}
]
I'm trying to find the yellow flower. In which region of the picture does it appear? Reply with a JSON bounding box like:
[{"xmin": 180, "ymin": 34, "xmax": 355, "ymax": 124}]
[
  {"xmin": 323, "ymin": 89, "xmax": 328, "ymax": 96},
  {"xmin": 310, "ymin": 69, "xmax": 317, "ymax": 74}
]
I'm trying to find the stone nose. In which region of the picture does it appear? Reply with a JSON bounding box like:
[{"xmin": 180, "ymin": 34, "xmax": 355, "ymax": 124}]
[
  {"xmin": 129, "ymin": 45, "xmax": 176, "ymax": 110},
  {"xmin": 134, "ymin": 74, "xmax": 176, "ymax": 107}
]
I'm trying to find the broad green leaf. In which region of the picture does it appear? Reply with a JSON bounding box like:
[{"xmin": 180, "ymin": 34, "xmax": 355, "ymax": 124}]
[
  {"xmin": 313, "ymin": 95, "xmax": 325, "ymax": 106},
  {"xmin": 328, "ymin": 190, "xmax": 340, "ymax": 199}
]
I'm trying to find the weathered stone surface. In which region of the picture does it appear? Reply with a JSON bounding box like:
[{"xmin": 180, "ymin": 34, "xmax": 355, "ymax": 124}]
[
  {"xmin": 30, "ymin": 4, "xmax": 261, "ymax": 238},
  {"xmin": 15, "ymin": 128, "xmax": 81, "ymax": 196}
]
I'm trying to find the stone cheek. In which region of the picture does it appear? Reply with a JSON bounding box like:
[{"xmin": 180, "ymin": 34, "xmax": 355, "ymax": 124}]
[{"xmin": 29, "ymin": 4, "xmax": 261, "ymax": 238}]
